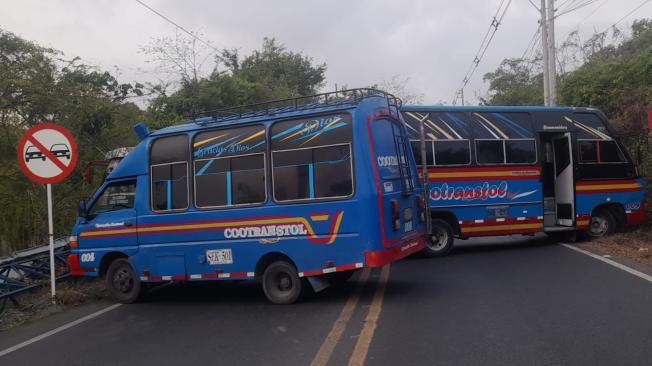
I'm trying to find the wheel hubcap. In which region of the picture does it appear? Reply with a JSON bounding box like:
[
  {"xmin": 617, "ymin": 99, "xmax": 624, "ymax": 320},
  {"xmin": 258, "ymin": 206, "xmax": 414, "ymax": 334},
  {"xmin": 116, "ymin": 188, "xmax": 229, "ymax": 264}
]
[
  {"xmin": 114, "ymin": 268, "xmax": 133, "ymax": 293},
  {"xmin": 277, "ymin": 273, "xmax": 292, "ymax": 292},
  {"xmin": 589, "ymin": 216, "xmax": 608, "ymax": 236},
  {"xmin": 429, "ymin": 228, "xmax": 448, "ymax": 251}
]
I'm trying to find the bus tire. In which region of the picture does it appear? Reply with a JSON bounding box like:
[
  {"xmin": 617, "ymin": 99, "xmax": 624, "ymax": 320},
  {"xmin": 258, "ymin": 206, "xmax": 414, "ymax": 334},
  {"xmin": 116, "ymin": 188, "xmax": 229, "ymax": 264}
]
[
  {"xmin": 262, "ymin": 261, "xmax": 302, "ymax": 305},
  {"xmin": 587, "ymin": 209, "xmax": 616, "ymax": 239},
  {"xmin": 423, "ymin": 219, "xmax": 454, "ymax": 257},
  {"xmin": 106, "ymin": 258, "xmax": 144, "ymax": 304}
]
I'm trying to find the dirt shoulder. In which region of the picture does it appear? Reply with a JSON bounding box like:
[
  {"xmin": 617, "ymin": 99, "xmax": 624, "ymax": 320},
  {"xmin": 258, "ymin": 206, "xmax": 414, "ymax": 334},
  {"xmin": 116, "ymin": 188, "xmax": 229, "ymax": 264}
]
[
  {"xmin": 577, "ymin": 230, "xmax": 652, "ymax": 268},
  {"xmin": 0, "ymin": 278, "xmax": 109, "ymax": 331}
]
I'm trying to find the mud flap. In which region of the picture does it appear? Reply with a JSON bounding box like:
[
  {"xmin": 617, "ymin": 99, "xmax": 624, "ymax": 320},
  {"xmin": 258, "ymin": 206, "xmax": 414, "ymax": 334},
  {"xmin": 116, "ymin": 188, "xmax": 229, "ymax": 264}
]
[{"xmin": 307, "ymin": 275, "xmax": 330, "ymax": 293}]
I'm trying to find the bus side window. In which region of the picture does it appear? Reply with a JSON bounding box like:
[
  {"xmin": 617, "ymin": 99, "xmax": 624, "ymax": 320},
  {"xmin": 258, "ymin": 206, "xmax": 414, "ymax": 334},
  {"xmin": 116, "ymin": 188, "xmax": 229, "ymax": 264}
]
[
  {"xmin": 405, "ymin": 111, "xmax": 471, "ymax": 167},
  {"xmin": 150, "ymin": 135, "xmax": 189, "ymax": 212},
  {"xmin": 472, "ymin": 112, "xmax": 537, "ymax": 165},
  {"xmin": 434, "ymin": 140, "xmax": 471, "ymax": 165},
  {"xmin": 192, "ymin": 125, "xmax": 267, "ymax": 208},
  {"xmin": 271, "ymin": 114, "xmax": 353, "ymax": 202},
  {"xmin": 578, "ymin": 140, "xmax": 625, "ymax": 163}
]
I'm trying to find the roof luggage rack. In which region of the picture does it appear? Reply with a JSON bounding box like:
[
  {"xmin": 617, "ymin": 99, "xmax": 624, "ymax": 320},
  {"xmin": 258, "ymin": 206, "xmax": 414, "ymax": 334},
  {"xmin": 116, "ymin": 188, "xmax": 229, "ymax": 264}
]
[{"xmin": 192, "ymin": 88, "xmax": 402, "ymax": 126}]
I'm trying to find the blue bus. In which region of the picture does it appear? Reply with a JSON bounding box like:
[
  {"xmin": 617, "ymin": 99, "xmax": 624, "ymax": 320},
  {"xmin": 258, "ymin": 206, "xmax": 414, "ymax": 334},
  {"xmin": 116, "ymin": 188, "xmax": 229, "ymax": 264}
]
[
  {"xmin": 401, "ymin": 106, "xmax": 647, "ymax": 256},
  {"xmin": 67, "ymin": 89, "xmax": 427, "ymax": 304}
]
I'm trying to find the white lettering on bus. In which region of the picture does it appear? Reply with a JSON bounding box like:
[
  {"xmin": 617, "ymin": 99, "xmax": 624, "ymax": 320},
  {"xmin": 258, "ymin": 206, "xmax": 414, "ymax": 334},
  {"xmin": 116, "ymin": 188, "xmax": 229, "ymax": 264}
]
[
  {"xmin": 224, "ymin": 224, "xmax": 308, "ymax": 239},
  {"xmin": 377, "ymin": 155, "xmax": 399, "ymax": 167},
  {"xmin": 430, "ymin": 182, "xmax": 508, "ymax": 201}
]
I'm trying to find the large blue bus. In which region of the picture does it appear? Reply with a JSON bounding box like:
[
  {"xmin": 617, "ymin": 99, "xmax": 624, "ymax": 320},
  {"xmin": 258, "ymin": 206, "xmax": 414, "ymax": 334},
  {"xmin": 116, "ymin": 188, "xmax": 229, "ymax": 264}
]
[
  {"xmin": 67, "ymin": 89, "xmax": 427, "ymax": 304},
  {"xmin": 401, "ymin": 106, "xmax": 647, "ymax": 256}
]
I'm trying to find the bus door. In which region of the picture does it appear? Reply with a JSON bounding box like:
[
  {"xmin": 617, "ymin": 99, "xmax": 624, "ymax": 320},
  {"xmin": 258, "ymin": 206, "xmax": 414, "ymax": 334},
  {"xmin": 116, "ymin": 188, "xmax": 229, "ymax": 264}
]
[
  {"xmin": 370, "ymin": 117, "xmax": 420, "ymax": 245},
  {"xmin": 552, "ymin": 133, "xmax": 574, "ymax": 226}
]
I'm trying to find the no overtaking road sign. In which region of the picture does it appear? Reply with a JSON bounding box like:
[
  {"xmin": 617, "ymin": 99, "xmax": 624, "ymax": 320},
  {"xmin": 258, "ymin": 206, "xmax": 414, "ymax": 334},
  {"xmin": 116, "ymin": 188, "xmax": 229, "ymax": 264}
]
[
  {"xmin": 16, "ymin": 123, "xmax": 78, "ymax": 301},
  {"xmin": 17, "ymin": 123, "xmax": 78, "ymax": 184}
]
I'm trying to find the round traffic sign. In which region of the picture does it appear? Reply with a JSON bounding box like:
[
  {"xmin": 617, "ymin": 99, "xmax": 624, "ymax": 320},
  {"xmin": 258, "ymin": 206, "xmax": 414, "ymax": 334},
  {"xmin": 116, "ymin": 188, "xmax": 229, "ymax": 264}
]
[{"xmin": 17, "ymin": 123, "xmax": 78, "ymax": 184}]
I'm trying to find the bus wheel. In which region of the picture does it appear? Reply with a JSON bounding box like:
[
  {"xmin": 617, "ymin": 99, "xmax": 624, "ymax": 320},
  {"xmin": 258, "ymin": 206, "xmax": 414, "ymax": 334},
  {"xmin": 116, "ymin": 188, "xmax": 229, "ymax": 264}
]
[
  {"xmin": 587, "ymin": 210, "xmax": 616, "ymax": 239},
  {"xmin": 262, "ymin": 261, "xmax": 302, "ymax": 305},
  {"xmin": 423, "ymin": 219, "xmax": 454, "ymax": 257},
  {"xmin": 106, "ymin": 258, "xmax": 144, "ymax": 304}
]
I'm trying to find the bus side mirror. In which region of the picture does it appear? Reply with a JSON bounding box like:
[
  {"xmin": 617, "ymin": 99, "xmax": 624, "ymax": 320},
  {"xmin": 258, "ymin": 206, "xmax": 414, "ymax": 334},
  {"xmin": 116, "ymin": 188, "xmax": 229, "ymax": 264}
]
[{"xmin": 77, "ymin": 199, "xmax": 88, "ymax": 218}]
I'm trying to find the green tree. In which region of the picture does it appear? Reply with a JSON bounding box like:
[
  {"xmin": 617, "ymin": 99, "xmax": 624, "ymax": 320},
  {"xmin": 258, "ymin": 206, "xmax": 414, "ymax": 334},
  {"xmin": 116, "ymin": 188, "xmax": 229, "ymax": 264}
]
[
  {"xmin": 0, "ymin": 29, "xmax": 143, "ymax": 255},
  {"xmin": 481, "ymin": 58, "xmax": 543, "ymax": 106},
  {"xmin": 145, "ymin": 37, "xmax": 327, "ymax": 126}
]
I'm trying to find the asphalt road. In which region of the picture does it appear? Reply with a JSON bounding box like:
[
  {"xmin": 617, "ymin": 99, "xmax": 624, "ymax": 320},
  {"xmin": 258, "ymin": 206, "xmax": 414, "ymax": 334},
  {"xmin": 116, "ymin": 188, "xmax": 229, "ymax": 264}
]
[{"xmin": 2, "ymin": 235, "xmax": 651, "ymax": 366}]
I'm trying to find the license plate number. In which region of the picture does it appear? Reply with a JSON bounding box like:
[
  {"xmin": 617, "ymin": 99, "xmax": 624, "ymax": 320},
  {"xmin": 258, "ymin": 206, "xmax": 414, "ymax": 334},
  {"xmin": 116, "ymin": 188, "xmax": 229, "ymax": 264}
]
[{"xmin": 206, "ymin": 249, "xmax": 233, "ymax": 265}]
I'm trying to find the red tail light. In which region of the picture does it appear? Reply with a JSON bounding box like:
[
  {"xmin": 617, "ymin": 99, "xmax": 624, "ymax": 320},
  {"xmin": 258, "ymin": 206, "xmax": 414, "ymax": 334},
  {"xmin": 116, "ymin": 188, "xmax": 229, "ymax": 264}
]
[
  {"xmin": 391, "ymin": 199, "xmax": 400, "ymax": 231},
  {"xmin": 416, "ymin": 195, "xmax": 425, "ymax": 223},
  {"xmin": 68, "ymin": 254, "xmax": 84, "ymax": 276}
]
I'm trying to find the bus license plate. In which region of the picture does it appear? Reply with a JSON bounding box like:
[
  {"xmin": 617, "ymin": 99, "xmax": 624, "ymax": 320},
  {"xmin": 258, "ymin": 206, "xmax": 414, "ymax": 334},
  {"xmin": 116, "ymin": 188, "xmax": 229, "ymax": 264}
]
[{"xmin": 206, "ymin": 249, "xmax": 233, "ymax": 265}]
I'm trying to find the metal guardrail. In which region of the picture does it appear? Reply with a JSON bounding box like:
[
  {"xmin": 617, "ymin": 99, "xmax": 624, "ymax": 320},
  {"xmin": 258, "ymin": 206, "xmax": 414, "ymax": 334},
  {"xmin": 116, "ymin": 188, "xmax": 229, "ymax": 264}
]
[{"xmin": 0, "ymin": 238, "xmax": 70, "ymax": 313}]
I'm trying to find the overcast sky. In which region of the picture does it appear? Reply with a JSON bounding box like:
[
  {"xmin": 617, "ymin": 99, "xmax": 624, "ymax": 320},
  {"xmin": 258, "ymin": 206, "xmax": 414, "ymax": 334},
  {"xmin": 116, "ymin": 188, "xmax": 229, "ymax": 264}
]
[{"xmin": 1, "ymin": 0, "xmax": 649, "ymax": 106}]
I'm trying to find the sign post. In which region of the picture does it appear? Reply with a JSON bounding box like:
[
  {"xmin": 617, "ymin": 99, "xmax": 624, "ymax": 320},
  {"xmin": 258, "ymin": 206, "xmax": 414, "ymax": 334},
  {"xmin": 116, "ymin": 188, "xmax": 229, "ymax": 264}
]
[
  {"xmin": 17, "ymin": 123, "xmax": 78, "ymax": 302},
  {"xmin": 47, "ymin": 183, "xmax": 55, "ymax": 299}
]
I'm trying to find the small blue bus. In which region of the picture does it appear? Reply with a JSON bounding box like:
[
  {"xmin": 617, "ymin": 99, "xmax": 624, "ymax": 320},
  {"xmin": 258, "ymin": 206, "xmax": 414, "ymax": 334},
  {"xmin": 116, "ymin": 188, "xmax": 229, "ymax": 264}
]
[
  {"xmin": 68, "ymin": 89, "xmax": 427, "ymax": 304},
  {"xmin": 401, "ymin": 105, "xmax": 647, "ymax": 256}
]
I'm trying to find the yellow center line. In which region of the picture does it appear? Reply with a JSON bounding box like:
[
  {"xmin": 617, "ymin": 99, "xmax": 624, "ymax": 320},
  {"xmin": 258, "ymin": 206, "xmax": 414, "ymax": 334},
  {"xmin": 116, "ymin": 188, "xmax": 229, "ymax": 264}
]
[
  {"xmin": 310, "ymin": 269, "xmax": 371, "ymax": 366},
  {"xmin": 348, "ymin": 264, "xmax": 391, "ymax": 366}
]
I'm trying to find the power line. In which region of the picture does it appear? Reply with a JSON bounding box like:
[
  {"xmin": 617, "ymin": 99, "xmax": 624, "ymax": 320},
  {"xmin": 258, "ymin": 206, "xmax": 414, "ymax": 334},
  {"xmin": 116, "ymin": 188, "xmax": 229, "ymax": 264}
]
[
  {"xmin": 556, "ymin": 0, "xmax": 601, "ymax": 18},
  {"xmin": 134, "ymin": 0, "xmax": 220, "ymax": 53},
  {"xmin": 577, "ymin": 0, "xmax": 610, "ymax": 27},
  {"xmin": 521, "ymin": 25, "xmax": 542, "ymax": 60},
  {"xmin": 452, "ymin": 0, "xmax": 513, "ymax": 104},
  {"xmin": 600, "ymin": 0, "xmax": 651, "ymax": 33}
]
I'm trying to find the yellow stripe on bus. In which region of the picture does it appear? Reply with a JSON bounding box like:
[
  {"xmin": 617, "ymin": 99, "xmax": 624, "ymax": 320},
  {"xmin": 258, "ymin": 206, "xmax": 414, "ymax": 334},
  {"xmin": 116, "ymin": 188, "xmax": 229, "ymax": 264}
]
[
  {"xmin": 193, "ymin": 133, "xmax": 228, "ymax": 148},
  {"xmin": 461, "ymin": 223, "xmax": 542, "ymax": 233},
  {"xmin": 575, "ymin": 183, "xmax": 639, "ymax": 191}
]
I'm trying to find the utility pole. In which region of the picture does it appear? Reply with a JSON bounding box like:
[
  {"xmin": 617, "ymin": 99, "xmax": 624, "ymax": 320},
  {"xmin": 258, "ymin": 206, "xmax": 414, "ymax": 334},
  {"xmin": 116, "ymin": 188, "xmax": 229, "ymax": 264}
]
[
  {"xmin": 540, "ymin": 0, "xmax": 550, "ymax": 106},
  {"xmin": 547, "ymin": 0, "xmax": 557, "ymax": 105}
]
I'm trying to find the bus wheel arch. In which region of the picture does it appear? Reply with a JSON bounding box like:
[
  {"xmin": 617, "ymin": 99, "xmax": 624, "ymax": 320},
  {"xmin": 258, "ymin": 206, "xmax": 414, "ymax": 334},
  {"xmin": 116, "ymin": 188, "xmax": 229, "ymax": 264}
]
[
  {"xmin": 256, "ymin": 252, "xmax": 302, "ymax": 305},
  {"xmin": 98, "ymin": 251, "xmax": 128, "ymax": 277}
]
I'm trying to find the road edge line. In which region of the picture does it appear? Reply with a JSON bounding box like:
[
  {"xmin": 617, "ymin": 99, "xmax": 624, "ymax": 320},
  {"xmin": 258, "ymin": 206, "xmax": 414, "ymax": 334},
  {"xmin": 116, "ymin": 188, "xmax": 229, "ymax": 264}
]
[
  {"xmin": 0, "ymin": 303, "xmax": 122, "ymax": 358},
  {"xmin": 348, "ymin": 264, "xmax": 390, "ymax": 366},
  {"xmin": 561, "ymin": 243, "xmax": 652, "ymax": 283},
  {"xmin": 310, "ymin": 269, "xmax": 371, "ymax": 366}
]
